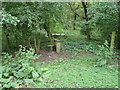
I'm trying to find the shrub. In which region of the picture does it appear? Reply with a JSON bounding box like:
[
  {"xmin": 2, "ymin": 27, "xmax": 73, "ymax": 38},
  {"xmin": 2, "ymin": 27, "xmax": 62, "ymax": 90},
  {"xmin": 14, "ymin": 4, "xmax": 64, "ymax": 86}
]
[
  {"xmin": 62, "ymin": 39, "xmax": 117, "ymax": 66},
  {"xmin": 0, "ymin": 46, "xmax": 50, "ymax": 89},
  {"xmin": 86, "ymin": 41, "xmax": 117, "ymax": 66},
  {"xmin": 62, "ymin": 39, "xmax": 98, "ymax": 55}
]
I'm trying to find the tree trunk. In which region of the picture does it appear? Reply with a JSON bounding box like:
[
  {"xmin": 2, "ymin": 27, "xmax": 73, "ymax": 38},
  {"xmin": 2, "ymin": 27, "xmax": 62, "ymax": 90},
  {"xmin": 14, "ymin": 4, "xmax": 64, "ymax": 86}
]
[
  {"xmin": 82, "ymin": 2, "xmax": 91, "ymax": 40},
  {"xmin": 44, "ymin": 20, "xmax": 54, "ymax": 46},
  {"xmin": 49, "ymin": 23, "xmax": 54, "ymax": 46},
  {"xmin": 44, "ymin": 23, "xmax": 49, "ymax": 37},
  {"xmin": 5, "ymin": 33, "xmax": 10, "ymax": 50},
  {"xmin": 110, "ymin": 31, "xmax": 116, "ymax": 52},
  {"xmin": 73, "ymin": 13, "xmax": 76, "ymax": 30},
  {"xmin": 68, "ymin": 3, "xmax": 80, "ymax": 31},
  {"xmin": 13, "ymin": 30, "xmax": 19, "ymax": 49},
  {"xmin": 86, "ymin": 28, "xmax": 91, "ymax": 40}
]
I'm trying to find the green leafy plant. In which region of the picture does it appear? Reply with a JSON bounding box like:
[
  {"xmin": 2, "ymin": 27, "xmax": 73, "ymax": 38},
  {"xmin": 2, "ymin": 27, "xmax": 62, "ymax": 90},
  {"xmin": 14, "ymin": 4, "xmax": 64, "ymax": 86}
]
[
  {"xmin": 88, "ymin": 2, "xmax": 118, "ymax": 41},
  {"xmin": 62, "ymin": 39, "xmax": 117, "ymax": 66},
  {"xmin": 62, "ymin": 38, "xmax": 98, "ymax": 55},
  {"xmin": 86, "ymin": 41, "xmax": 117, "ymax": 66},
  {"xmin": 1, "ymin": 46, "xmax": 50, "ymax": 89},
  {"xmin": 2, "ymin": 11, "xmax": 20, "ymax": 26}
]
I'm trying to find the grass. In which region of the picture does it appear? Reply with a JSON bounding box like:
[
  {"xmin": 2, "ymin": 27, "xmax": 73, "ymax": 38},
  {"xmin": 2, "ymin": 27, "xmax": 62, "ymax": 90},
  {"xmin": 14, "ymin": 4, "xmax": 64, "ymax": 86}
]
[
  {"xmin": 40, "ymin": 55, "xmax": 118, "ymax": 88},
  {"xmin": 2, "ymin": 30, "xmax": 119, "ymax": 88},
  {"xmin": 37, "ymin": 35, "xmax": 119, "ymax": 88}
]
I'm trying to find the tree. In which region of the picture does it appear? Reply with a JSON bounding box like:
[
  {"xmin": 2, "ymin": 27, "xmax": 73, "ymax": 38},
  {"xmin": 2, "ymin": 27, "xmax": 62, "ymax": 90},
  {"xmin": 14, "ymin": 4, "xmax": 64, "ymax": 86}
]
[
  {"xmin": 81, "ymin": 2, "xmax": 91, "ymax": 40},
  {"xmin": 116, "ymin": 1, "xmax": 120, "ymax": 49},
  {"xmin": 2, "ymin": 2, "xmax": 65, "ymax": 53},
  {"xmin": 110, "ymin": 31, "xmax": 116, "ymax": 52},
  {"xmin": 68, "ymin": 3, "xmax": 80, "ymax": 30},
  {"xmin": 2, "ymin": 11, "xmax": 20, "ymax": 50},
  {"xmin": 88, "ymin": 2, "xmax": 118, "ymax": 51}
]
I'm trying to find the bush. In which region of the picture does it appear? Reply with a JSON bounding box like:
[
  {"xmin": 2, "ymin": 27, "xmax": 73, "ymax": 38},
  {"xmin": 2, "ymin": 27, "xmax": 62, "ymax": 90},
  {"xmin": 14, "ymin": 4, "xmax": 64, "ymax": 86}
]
[
  {"xmin": 0, "ymin": 46, "xmax": 50, "ymax": 89},
  {"xmin": 62, "ymin": 39, "xmax": 117, "ymax": 66},
  {"xmin": 62, "ymin": 38, "xmax": 98, "ymax": 55},
  {"xmin": 86, "ymin": 41, "xmax": 117, "ymax": 66}
]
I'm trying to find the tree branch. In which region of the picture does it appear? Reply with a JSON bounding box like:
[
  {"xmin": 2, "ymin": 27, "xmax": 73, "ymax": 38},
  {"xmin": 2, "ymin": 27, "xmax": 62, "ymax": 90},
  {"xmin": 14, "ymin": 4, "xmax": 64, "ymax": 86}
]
[{"xmin": 68, "ymin": 3, "xmax": 80, "ymax": 17}]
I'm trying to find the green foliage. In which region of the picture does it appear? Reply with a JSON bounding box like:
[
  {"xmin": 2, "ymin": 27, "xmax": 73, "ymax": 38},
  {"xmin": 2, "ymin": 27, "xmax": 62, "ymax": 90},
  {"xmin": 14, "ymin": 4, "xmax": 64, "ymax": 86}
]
[
  {"xmin": 88, "ymin": 2, "xmax": 118, "ymax": 40},
  {"xmin": 62, "ymin": 38, "xmax": 98, "ymax": 55},
  {"xmin": 2, "ymin": 2, "xmax": 67, "ymax": 51},
  {"xmin": 64, "ymin": 30, "xmax": 82, "ymax": 39},
  {"xmin": 2, "ymin": 2, "xmax": 65, "ymax": 29},
  {"xmin": 1, "ymin": 2, "xmax": 119, "ymax": 88},
  {"xmin": 1, "ymin": 11, "xmax": 20, "ymax": 26},
  {"xmin": 86, "ymin": 41, "xmax": 117, "ymax": 66},
  {"xmin": 62, "ymin": 39, "xmax": 117, "ymax": 66},
  {"xmin": 1, "ymin": 46, "xmax": 50, "ymax": 88},
  {"xmin": 43, "ymin": 57, "xmax": 118, "ymax": 88}
]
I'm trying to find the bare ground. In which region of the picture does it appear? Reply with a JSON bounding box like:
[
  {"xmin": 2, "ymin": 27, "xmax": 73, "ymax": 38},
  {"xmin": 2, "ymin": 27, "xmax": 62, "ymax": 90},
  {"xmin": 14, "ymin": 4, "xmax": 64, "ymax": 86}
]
[
  {"xmin": 36, "ymin": 50, "xmax": 97, "ymax": 64},
  {"xmin": 36, "ymin": 50, "xmax": 74, "ymax": 63}
]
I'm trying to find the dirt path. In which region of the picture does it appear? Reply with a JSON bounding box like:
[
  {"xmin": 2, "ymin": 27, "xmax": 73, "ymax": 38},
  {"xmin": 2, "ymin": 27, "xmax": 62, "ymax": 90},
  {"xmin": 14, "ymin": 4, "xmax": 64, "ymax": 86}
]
[
  {"xmin": 36, "ymin": 50, "xmax": 97, "ymax": 64},
  {"xmin": 36, "ymin": 50, "xmax": 74, "ymax": 63}
]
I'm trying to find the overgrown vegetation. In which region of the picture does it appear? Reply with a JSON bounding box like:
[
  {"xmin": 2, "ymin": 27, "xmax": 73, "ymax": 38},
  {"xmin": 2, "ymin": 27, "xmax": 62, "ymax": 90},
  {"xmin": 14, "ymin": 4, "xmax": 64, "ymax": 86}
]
[
  {"xmin": 1, "ymin": 46, "xmax": 50, "ymax": 88},
  {"xmin": 1, "ymin": 1, "xmax": 120, "ymax": 89},
  {"xmin": 62, "ymin": 38, "xmax": 118, "ymax": 66}
]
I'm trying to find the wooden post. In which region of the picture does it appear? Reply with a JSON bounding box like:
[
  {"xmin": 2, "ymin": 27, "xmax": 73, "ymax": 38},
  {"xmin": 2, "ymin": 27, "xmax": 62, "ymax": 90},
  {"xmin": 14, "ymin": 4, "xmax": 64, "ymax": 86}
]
[
  {"xmin": 55, "ymin": 39, "xmax": 61, "ymax": 53},
  {"xmin": 110, "ymin": 31, "xmax": 116, "ymax": 52},
  {"xmin": 52, "ymin": 34, "xmax": 65, "ymax": 53}
]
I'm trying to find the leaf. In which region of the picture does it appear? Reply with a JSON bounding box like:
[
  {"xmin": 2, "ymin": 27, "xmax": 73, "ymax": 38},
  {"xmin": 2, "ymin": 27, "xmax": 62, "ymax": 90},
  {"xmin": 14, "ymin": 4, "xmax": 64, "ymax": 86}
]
[
  {"xmin": 42, "ymin": 71, "xmax": 51, "ymax": 78},
  {"xmin": 13, "ymin": 71, "xmax": 25, "ymax": 78},
  {"xmin": 10, "ymin": 82, "xmax": 19, "ymax": 88},
  {"xmin": 3, "ymin": 73, "xmax": 9, "ymax": 77},
  {"xmin": 0, "ymin": 79, "xmax": 8, "ymax": 83},
  {"xmin": 0, "ymin": 76, "xmax": 13, "ymax": 83},
  {"xmin": 32, "ymin": 71, "xmax": 39, "ymax": 79},
  {"xmin": 3, "ymin": 83, "xmax": 11, "ymax": 88},
  {"xmin": 37, "ymin": 69, "xmax": 42, "ymax": 75},
  {"xmin": 41, "ymin": 68, "xmax": 48, "ymax": 72},
  {"xmin": 24, "ymin": 79, "xmax": 34, "ymax": 85},
  {"xmin": 0, "ymin": 66, "xmax": 2, "ymax": 74},
  {"xmin": 0, "ymin": 74, "xmax": 2, "ymax": 79},
  {"xmin": 99, "ymin": 60, "xmax": 107, "ymax": 66}
]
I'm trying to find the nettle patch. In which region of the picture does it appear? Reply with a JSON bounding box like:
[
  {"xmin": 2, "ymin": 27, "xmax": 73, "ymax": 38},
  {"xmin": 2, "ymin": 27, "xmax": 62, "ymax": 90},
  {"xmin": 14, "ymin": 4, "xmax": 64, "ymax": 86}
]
[{"xmin": 0, "ymin": 46, "xmax": 50, "ymax": 89}]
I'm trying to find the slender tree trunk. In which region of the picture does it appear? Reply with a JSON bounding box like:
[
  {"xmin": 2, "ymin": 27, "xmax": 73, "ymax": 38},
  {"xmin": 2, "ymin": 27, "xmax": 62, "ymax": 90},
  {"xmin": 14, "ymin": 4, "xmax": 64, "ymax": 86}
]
[
  {"xmin": 13, "ymin": 30, "xmax": 19, "ymax": 49},
  {"xmin": 110, "ymin": 31, "xmax": 116, "ymax": 52},
  {"xmin": 82, "ymin": 2, "xmax": 91, "ymax": 40},
  {"xmin": 68, "ymin": 3, "xmax": 80, "ymax": 31},
  {"xmin": 5, "ymin": 33, "xmax": 10, "ymax": 50},
  {"xmin": 49, "ymin": 22, "xmax": 54, "ymax": 46},
  {"xmin": 73, "ymin": 13, "xmax": 76, "ymax": 30},
  {"xmin": 86, "ymin": 28, "xmax": 91, "ymax": 40},
  {"xmin": 44, "ymin": 23, "xmax": 49, "ymax": 37}
]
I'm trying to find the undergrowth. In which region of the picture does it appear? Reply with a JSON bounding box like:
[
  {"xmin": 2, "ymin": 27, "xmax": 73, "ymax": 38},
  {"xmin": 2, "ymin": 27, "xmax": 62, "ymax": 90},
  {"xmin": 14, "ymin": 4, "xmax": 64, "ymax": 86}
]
[
  {"xmin": 0, "ymin": 46, "xmax": 50, "ymax": 89},
  {"xmin": 41, "ymin": 56, "xmax": 118, "ymax": 88},
  {"xmin": 62, "ymin": 39, "xmax": 119, "ymax": 66}
]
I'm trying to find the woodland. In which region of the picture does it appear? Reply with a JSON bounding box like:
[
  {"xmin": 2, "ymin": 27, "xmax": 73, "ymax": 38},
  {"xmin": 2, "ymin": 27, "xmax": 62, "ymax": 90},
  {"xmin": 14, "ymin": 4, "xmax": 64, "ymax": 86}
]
[{"xmin": 0, "ymin": 2, "xmax": 120, "ymax": 88}]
